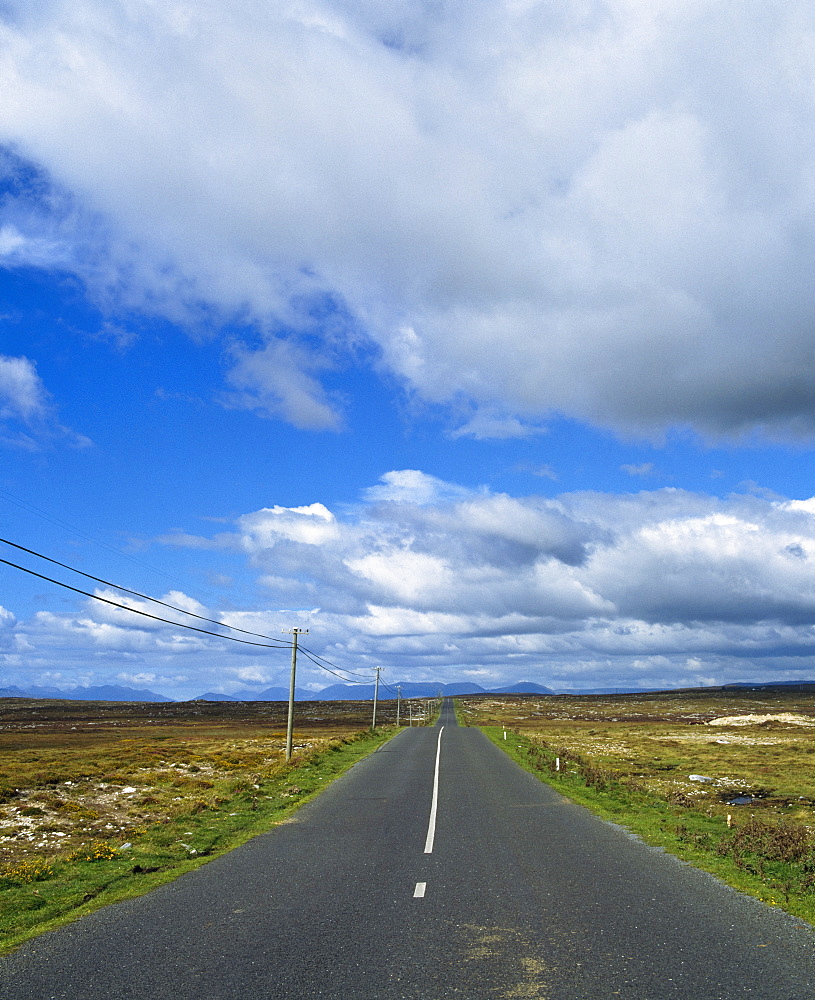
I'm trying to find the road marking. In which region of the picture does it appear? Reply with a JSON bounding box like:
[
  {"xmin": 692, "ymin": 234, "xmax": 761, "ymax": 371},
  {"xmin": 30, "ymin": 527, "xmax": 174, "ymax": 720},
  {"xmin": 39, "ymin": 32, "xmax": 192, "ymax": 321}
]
[
  {"xmin": 424, "ymin": 725, "xmax": 444, "ymax": 854},
  {"xmin": 414, "ymin": 882, "xmax": 426, "ymax": 898}
]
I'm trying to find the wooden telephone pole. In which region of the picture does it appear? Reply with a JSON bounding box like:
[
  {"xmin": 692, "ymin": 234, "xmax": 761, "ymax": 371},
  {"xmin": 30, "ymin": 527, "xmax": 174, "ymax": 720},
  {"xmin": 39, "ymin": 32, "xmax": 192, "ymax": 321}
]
[
  {"xmin": 283, "ymin": 628, "xmax": 308, "ymax": 760},
  {"xmin": 372, "ymin": 666, "xmax": 382, "ymax": 729}
]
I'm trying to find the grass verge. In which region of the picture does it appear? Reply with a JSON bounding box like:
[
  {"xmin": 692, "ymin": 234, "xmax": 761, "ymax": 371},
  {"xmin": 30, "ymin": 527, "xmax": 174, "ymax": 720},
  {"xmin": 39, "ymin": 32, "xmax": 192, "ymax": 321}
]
[
  {"xmin": 483, "ymin": 725, "xmax": 815, "ymax": 927},
  {"xmin": 0, "ymin": 727, "xmax": 395, "ymax": 954}
]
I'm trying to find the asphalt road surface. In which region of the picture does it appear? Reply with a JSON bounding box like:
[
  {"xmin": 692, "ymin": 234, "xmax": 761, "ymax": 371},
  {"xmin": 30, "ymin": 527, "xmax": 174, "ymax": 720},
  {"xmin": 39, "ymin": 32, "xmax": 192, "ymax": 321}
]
[{"xmin": 2, "ymin": 698, "xmax": 814, "ymax": 999}]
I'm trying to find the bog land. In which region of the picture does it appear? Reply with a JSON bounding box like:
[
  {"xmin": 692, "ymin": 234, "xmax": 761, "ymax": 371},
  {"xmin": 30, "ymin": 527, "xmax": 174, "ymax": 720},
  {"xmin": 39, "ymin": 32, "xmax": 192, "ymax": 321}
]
[
  {"xmin": 458, "ymin": 688, "xmax": 815, "ymax": 924},
  {"xmin": 5, "ymin": 688, "xmax": 815, "ymax": 954},
  {"xmin": 0, "ymin": 696, "xmax": 417, "ymax": 952}
]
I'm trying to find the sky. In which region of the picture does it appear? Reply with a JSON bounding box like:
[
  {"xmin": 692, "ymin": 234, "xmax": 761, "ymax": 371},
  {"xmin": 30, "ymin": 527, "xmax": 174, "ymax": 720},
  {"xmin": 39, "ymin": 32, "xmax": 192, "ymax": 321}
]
[{"xmin": 2, "ymin": 0, "xmax": 815, "ymax": 699}]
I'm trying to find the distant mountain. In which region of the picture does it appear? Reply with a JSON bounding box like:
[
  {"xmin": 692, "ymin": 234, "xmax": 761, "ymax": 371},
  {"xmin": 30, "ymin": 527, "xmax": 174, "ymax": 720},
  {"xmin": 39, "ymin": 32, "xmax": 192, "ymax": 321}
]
[
  {"xmin": 0, "ymin": 679, "xmax": 552, "ymax": 702},
  {"xmin": 0, "ymin": 684, "xmax": 173, "ymax": 702},
  {"xmin": 0, "ymin": 684, "xmax": 173, "ymax": 701},
  {"xmin": 722, "ymin": 680, "xmax": 815, "ymax": 690},
  {"xmin": 0, "ymin": 683, "xmax": 83, "ymax": 700},
  {"xmin": 301, "ymin": 681, "xmax": 488, "ymax": 700},
  {"xmin": 435, "ymin": 682, "xmax": 489, "ymax": 696},
  {"xmin": 249, "ymin": 685, "xmax": 300, "ymax": 701},
  {"xmin": 300, "ymin": 683, "xmax": 378, "ymax": 701},
  {"xmin": 222, "ymin": 686, "xmax": 308, "ymax": 701},
  {"xmin": 488, "ymin": 681, "xmax": 554, "ymax": 695},
  {"xmin": 9, "ymin": 677, "xmax": 814, "ymax": 704},
  {"xmin": 0, "ymin": 685, "xmax": 29, "ymax": 698}
]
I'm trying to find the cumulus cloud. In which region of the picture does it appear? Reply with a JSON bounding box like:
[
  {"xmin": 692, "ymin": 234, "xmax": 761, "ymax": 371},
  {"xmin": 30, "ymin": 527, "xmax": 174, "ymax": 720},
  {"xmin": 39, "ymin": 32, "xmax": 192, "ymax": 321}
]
[
  {"xmin": 238, "ymin": 503, "xmax": 340, "ymax": 548},
  {"xmin": 228, "ymin": 479, "xmax": 815, "ymax": 634},
  {"xmin": 1, "ymin": 2, "xmax": 815, "ymax": 438},
  {"xmin": 218, "ymin": 473, "xmax": 815, "ymax": 689},
  {"xmin": 8, "ymin": 471, "xmax": 815, "ymax": 695},
  {"xmin": 363, "ymin": 469, "xmax": 470, "ymax": 505}
]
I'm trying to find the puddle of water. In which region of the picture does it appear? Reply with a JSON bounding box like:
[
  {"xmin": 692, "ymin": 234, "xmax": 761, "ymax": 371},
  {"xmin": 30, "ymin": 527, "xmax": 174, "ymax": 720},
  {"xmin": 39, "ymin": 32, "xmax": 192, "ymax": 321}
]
[{"xmin": 726, "ymin": 795, "xmax": 753, "ymax": 805}]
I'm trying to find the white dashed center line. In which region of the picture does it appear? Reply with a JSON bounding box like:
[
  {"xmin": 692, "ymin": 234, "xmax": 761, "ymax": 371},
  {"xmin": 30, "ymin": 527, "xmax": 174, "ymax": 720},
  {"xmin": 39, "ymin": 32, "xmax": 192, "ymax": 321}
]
[{"xmin": 414, "ymin": 882, "xmax": 427, "ymax": 898}]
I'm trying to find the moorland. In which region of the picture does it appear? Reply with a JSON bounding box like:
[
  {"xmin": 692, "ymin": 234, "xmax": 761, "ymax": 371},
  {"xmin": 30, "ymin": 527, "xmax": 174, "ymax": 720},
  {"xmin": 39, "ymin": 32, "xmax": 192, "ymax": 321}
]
[
  {"xmin": 5, "ymin": 686, "xmax": 815, "ymax": 948},
  {"xmin": 0, "ymin": 695, "xmax": 420, "ymax": 951},
  {"xmin": 459, "ymin": 688, "xmax": 815, "ymax": 923}
]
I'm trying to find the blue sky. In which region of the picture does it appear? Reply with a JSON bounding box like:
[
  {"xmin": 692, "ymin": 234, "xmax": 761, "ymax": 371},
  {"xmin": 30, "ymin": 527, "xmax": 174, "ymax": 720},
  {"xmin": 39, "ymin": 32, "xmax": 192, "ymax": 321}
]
[{"xmin": 2, "ymin": 1, "xmax": 815, "ymax": 698}]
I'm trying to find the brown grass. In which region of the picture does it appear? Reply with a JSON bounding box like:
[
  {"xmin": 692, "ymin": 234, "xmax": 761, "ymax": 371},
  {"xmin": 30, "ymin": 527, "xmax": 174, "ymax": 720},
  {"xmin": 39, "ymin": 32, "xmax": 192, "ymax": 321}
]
[
  {"xmin": 460, "ymin": 689, "xmax": 815, "ymax": 920},
  {"xmin": 458, "ymin": 689, "xmax": 815, "ymax": 819},
  {"xmin": 0, "ymin": 696, "xmax": 406, "ymax": 871}
]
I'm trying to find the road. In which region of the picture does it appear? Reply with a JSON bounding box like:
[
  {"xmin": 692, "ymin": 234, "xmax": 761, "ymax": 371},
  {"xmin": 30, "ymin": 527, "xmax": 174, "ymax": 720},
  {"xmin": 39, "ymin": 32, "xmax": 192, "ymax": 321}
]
[{"xmin": 2, "ymin": 698, "xmax": 814, "ymax": 998}]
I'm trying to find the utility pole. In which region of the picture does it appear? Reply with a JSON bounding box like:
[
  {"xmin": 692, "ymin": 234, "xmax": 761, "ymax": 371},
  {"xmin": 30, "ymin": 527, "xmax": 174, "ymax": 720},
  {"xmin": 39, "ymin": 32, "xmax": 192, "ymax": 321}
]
[
  {"xmin": 372, "ymin": 666, "xmax": 382, "ymax": 729},
  {"xmin": 396, "ymin": 685, "xmax": 402, "ymax": 726},
  {"xmin": 282, "ymin": 628, "xmax": 308, "ymax": 761}
]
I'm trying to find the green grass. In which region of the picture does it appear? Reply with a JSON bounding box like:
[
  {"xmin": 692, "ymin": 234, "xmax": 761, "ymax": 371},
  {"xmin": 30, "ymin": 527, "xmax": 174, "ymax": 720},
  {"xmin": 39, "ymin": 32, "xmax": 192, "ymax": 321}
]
[
  {"xmin": 482, "ymin": 724, "xmax": 815, "ymax": 925},
  {"xmin": 0, "ymin": 727, "xmax": 396, "ymax": 953}
]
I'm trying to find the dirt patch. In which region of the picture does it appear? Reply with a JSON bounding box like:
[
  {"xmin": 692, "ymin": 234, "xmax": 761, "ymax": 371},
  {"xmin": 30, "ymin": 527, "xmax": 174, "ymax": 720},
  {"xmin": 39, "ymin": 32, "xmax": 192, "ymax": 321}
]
[{"xmin": 708, "ymin": 713, "xmax": 815, "ymax": 727}]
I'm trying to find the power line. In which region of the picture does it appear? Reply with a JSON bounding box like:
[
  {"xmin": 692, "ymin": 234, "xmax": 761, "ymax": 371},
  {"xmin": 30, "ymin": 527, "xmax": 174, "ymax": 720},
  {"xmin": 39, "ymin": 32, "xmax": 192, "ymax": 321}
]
[
  {"xmin": 0, "ymin": 534, "xmax": 382, "ymax": 682},
  {"xmin": 0, "ymin": 537, "xmax": 290, "ymax": 646},
  {"xmin": 297, "ymin": 647, "xmax": 368, "ymax": 684},
  {"xmin": 297, "ymin": 642, "xmax": 372, "ymax": 680},
  {"xmin": 0, "ymin": 556, "xmax": 292, "ymax": 650},
  {"xmin": 0, "ymin": 487, "xmax": 216, "ymax": 600},
  {"xmin": 297, "ymin": 644, "xmax": 395, "ymax": 691}
]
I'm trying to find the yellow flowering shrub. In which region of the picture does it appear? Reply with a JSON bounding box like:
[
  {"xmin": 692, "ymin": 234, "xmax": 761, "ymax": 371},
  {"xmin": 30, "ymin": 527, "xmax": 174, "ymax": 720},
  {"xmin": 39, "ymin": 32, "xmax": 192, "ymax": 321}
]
[
  {"xmin": 0, "ymin": 857, "xmax": 54, "ymax": 883},
  {"xmin": 68, "ymin": 840, "xmax": 119, "ymax": 862}
]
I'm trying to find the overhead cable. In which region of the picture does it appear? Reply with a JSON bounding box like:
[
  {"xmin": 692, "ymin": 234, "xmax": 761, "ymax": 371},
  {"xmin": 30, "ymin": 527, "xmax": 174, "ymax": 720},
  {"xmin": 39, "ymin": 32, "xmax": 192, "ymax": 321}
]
[
  {"xmin": 0, "ymin": 557, "xmax": 291, "ymax": 650},
  {"xmin": 0, "ymin": 488, "xmax": 215, "ymax": 599},
  {"xmin": 1, "ymin": 546, "xmax": 378, "ymax": 682},
  {"xmin": 0, "ymin": 536, "xmax": 386, "ymax": 680},
  {"xmin": 0, "ymin": 537, "xmax": 290, "ymax": 646},
  {"xmin": 297, "ymin": 642, "xmax": 372, "ymax": 680},
  {"xmin": 296, "ymin": 647, "xmax": 368, "ymax": 684}
]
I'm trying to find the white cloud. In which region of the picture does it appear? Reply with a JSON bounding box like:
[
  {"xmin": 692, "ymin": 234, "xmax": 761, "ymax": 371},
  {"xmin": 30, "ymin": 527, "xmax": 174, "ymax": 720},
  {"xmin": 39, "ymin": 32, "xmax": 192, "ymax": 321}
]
[
  {"xmin": 347, "ymin": 605, "xmax": 471, "ymax": 637},
  {"xmin": 116, "ymin": 671, "xmax": 156, "ymax": 685},
  {"xmin": 8, "ymin": 472, "xmax": 815, "ymax": 696},
  {"xmin": 785, "ymin": 498, "xmax": 815, "ymax": 515},
  {"xmin": 346, "ymin": 550, "xmax": 453, "ymax": 605},
  {"xmin": 363, "ymin": 469, "xmax": 470, "ymax": 505},
  {"xmin": 238, "ymin": 503, "xmax": 339, "ymax": 549},
  {"xmin": 449, "ymin": 410, "xmax": 547, "ymax": 441},
  {"xmin": 2, "ymin": 3, "xmax": 815, "ymax": 437},
  {"xmin": 0, "ymin": 355, "xmax": 50, "ymax": 423},
  {"xmin": 0, "ymin": 354, "xmax": 91, "ymax": 448},
  {"xmin": 0, "ymin": 223, "xmax": 65, "ymax": 267},
  {"xmin": 233, "ymin": 665, "xmax": 273, "ymax": 684},
  {"xmin": 222, "ymin": 337, "xmax": 343, "ymax": 431}
]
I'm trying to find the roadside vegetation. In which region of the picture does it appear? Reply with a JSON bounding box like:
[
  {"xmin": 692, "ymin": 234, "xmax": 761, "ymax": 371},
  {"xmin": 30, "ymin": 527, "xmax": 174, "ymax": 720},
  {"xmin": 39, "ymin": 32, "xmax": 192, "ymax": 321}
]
[
  {"xmin": 458, "ymin": 690, "xmax": 815, "ymax": 926},
  {"xmin": 0, "ymin": 696, "xmax": 410, "ymax": 953}
]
